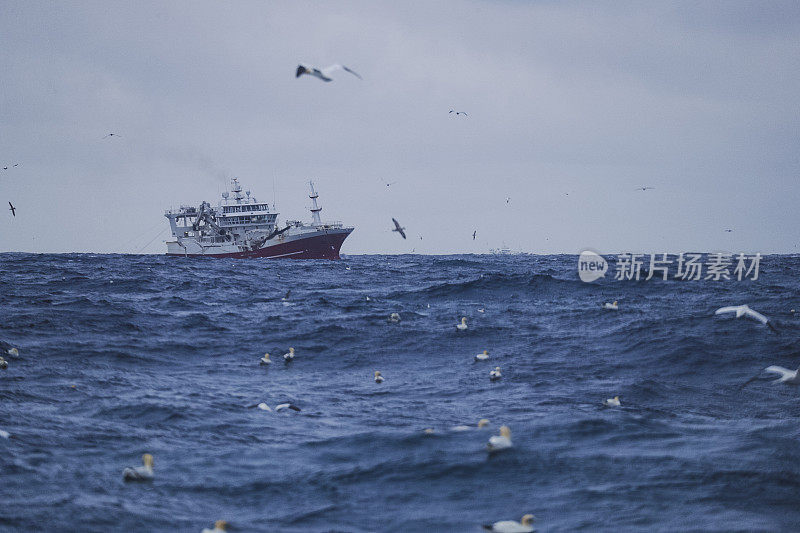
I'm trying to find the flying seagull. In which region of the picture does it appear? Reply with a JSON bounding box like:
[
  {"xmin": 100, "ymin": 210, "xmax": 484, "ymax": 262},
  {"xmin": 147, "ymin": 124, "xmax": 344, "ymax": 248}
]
[
  {"xmin": 391, "ymin": 218, "xmax": 406, "ymax": 239},
  {"xmin": 724, "ymin": 229, "xmax": 733, "ymax": 233},
  {"xmin": 386, "ymin": 181, "xmax": 397, "ymax": 187},
  {"xmin": 715, "ymin": 304, "xmax": 778, "ymax": 333},
  {"xmin": 472, "ymin": 230, "xmax": 477, "ymax": 240},
  {"xmin": 742, "ymin": 365, "xmax": 800, "ymax": 388},
  {"xmin": 449, "ymin": 110, "xmax": 468, "ymax": 116},
  {"xmin": 635, "ymin": 186, "xmax": 655, "ymax": 191},
  {"xmin": 505, "ymin": 197, "xmax": 510, "ymax": 204},
  {"xmin": 8, "ymin": 202, "xmax": 15, "ymax": 217},
  {"xmin": 295, "ymin": 63, "xmax": 362, "ymax": 82},
  {"xmin": 102, "ymin": 133, "xmax": 120, "ymax": 139}
]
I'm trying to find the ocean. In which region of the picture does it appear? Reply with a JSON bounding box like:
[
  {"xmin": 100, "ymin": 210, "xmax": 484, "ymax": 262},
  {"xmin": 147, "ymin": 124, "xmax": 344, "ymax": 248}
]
[{"xmin": 1, "ymin": 253, "xmax": 799, "ymax": 532}]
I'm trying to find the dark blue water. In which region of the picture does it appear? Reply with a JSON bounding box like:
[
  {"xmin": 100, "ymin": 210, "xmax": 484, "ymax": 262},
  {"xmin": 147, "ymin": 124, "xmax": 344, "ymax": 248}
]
[{"xmin": 1, "ymin": 253, "xmax": 799, "ymax": 532}]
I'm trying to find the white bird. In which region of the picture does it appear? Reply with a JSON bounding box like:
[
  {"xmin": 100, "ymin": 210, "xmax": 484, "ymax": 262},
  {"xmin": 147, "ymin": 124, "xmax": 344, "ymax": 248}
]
[
  {"xmin": 201, "ymin": 520, "xmax": 229, "ymax": 533},
  {"xmin": 490, "ymin": 367, "xmax": 502, "ymax": 381},
  {"xmin": 0, "ymin": 341, "xmax": 19, "ymax": 357},
  {"xmin": 374, "ymin": 371, "xmax": 385, "ymax": 383},
  {"xmin": 366, "ymin": 296, "xmax": 371, "ymax": 302},
  {"xmin": 483, "ymin": 514, "xmax": 535, "ymax": 533},
  {"xmin": 123, "ymin": 453, "xmax": 154, "ymax": 482},
  {"xmin": 604, "ymin": 396, "xmax": 621, "ymax": 407},
  {"xmin": 296, "ymin": 63, "xmax": 362, "ymax": 82},
  {"xmin": 487, "ymin": 425, "xmax": 513, "ymax": 452},
  {"xmin": 477, "ymin": 308, "xmax": 485, "ymax": 313},
  {"xmin": 715, "ymin": 305, "xmax": 778, "ymax": 332},
  {"xmin": 603, "ymin": 301, "xmax": 618, "ymax": 310},
  {"xmin": 0, "ymin": 429, "xmax": 10, "ymax": 439},
  {"xmin": 388, "ymin": 312, "xmax": 401, "ymax": 323},
  {"xmin": 475, "ymin": 350, "xmax": 489, "ymax": 362},
  {"xmin": 259, "ymin": 353, "xmax": 272, "ymax": 365},
  {"xmin": 456, "ymin": 317, "xmax": 468, "ymax": 331},
  {"xmin": 283, "ymin": 347, "xmax": 295, "ymax": 362},
  {"xmin": 743, "ymin": 366, "xmax": 800, "ymax": 387},
  {"xmin": 452, "ymin": 419, "xmax": 490, "ymax": 432},
  {"xmin": 0, "ymin": 357, "xmax": 7, "ymax": 369},
  {"xmin": 281, "ymin": 290, "xmax": 291, "ymax": 302},
  {"xmin": 251, "ymin": 402, "xmax": 301, "ymax": 412}
]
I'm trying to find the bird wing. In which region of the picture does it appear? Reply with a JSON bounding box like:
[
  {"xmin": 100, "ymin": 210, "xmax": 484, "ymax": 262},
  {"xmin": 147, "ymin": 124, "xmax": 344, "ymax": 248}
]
[
  {"xmin": 460, "ymin": 112, "xmax": 468, "ymax": 116},
  {"xmin": 284, "ymin": 290, "xmax": 291, "ymax": 299},
  {"xmin": 715, "ymin": 306, "xmax": 743, "ymax": 316},
  {"xmin": 288, "ymin": 404, "xmax": 302, "ymax": 411},
  {"xmin": 764, "ymin": 366, "xmax": 793, "ymax": 379},
  {"xmin": 742, "ymin": 307, "xmax": 769, "ymax": 324},
  {"xmin": 321, "ymin": 64, "xmax": 362, "ymax": 79},
  {"xmin": 392, "ymin": 218, "xmax": 401, "ymax": 230},
  {"xmin": 398, "ymin": 227, "xmax": 406, "ymax": 239},
  {"xmin": 295, "ymin": 64, "xmax": 308, "ymax": 77}
]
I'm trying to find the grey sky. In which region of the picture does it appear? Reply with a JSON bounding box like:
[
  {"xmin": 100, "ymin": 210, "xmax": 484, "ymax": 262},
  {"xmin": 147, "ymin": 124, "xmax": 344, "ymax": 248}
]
[{"xmin": 1, "ymin": 1, "xmax": 798, "ymax": 254}]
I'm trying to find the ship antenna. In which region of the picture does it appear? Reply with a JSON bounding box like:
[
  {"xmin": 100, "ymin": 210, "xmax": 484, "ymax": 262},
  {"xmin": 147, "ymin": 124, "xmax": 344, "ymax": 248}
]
[{"xmin": 309, "ymin": 180, "xmax": 322, "ymax": 226}]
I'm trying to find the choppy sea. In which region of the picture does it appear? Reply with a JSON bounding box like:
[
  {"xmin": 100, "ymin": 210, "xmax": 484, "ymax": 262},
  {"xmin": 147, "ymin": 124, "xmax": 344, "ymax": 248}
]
[{"xmin": 1, "ymin": 253, "xmax": 799, "ymax": 532}]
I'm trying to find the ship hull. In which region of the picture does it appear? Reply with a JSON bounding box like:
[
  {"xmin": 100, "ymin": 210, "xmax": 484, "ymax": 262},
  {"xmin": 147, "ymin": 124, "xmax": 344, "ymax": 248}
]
[{"xmin": 166, "ymin": 228, "xmax": 352, "ymax": 259}]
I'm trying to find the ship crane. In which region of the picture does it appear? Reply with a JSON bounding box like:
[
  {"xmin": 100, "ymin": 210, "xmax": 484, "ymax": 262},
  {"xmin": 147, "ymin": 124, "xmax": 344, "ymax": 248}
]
[{"xmin": 192, "ymin": 201, "xmax": 227, "ymax": 236}]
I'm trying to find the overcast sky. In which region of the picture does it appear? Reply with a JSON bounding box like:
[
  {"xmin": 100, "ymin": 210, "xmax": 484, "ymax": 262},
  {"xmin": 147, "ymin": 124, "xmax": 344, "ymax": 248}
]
[{"xmin": 1, "ymin": 1, "xmax": 798, "ymax": 255}]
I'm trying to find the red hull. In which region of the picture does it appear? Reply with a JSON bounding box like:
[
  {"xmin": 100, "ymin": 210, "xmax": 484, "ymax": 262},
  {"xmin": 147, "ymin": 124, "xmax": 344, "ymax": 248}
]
[{"xmin": 167, "ymin": 230, "xmax": 351, "ymax": 259}]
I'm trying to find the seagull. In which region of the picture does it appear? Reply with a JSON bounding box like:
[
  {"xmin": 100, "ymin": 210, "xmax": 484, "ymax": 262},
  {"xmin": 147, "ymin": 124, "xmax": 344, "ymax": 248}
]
[
  {"xmin": 388, "ymin": 312, "xmax": 401, "ymax": 323},
  {"xmin": 602, "ymin": 301, "xmax": 618, "ymax": 310},
  {"xmin": 281, "ymin": 290, "xmax": 291, "ymax": 302},
  {"xmin": 635, "ymin": 186, "xmax": 655, "ymax": 191},
  {"xmin": 0, "ymin": 341, "xmax": 19, "ymax": 357},
  {"xmin": 250, "ymin": 402, "xmax": 301, "ymax": 412},
  {"xmin": 482, "ymin": 514, "xmax": 535, "ymax": 533},
  {"xmin": 505, "ymin": 197, "xmax": 510, "ymax": 204},
  {"xmin": 8, "ymin": 202, "xmax": 15, "ymax": 217},
  {"xmin": 0, "ymin": 357, "xmax": 7, "ymax": 369},
  {"xmin": 456, "ymin": 317, "xmax": 468, "ymax": 331},
  {"xmin": 259, "ymin": 353, "xmax": 272, "ymax": 365},
  {"xmin": 374, "ymin": 370, "xmax": 385, "ymax": 383},
  {"xmin": 102, "ymin": 133, "xmax": 120, "ymax": 139},
  {"xmin": 490, "ymin": 367, "xmax": 502, "ymax": 381},
  {"xmin": 475, "ymin": 350, "xmax": 489, "ymax": 361},
  {"xmin": 724, "ymin": 229, "xmax": 733, "ymax": 233},
  {"xmin": 742, "ymin": 366, "xmax": 800, "ymax": 387},
  {"xmin": 472, "ymin": 230, "xmax": 477, "ymax": 240},
  {"xmin": 295, "ymin": 63, "xmax": 362, "ymax": 82},
  {"xmin": 603, "ymin": 396, "xmax": 621, "ymax": 407},
  {"xmin": 391, "ymin": 218, "xmax": 406, "ymax": 239},
  {"xmin": 0, "ymin": 429, "xmax": 9, "ymax": 439},
  {"xmin": 477, "ymin": 308, "xmax": 485, "ymax": 313},
  {"xmin": 123, "ymin": 454, "xmax": 154, "ymax": 482},
  {"xmin": 385, "ymin": 181, "xmax": 397, "ymax": 188},
  {"xmin": 487, "ymin": 425, "xmax": 512, "ymax": 452},
  {"xmin": 714, "ymin": 305, "xmax": 778, "ymax": 333},
  {"xmin": 449, "ymin": 110, "xmax": 468, "ymax": 116},
  {"xmin": 201, "ymin": 520, "xmax": 229, "ymax": 533},
  {"xmin": 418, "ymin": 234, "xmax": 423, "ymax": 241},
  {"xmin": 283, "ymin": 347, "xmax": 295, "ymax": 362}
]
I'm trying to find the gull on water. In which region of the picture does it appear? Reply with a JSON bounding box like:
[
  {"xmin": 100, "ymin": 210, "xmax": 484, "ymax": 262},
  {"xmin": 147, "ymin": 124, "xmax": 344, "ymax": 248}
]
[
  {"xmin": 391, "ymin": 218, "xmax": 407, "ymax": 239},
  {"xmin": 201, "ymin": 520, "xmax": 229, "ymax": 533},
  {"xmin": 251, "ymin": 402, "xmax": 301, "ymax": 412},
  {"xmin": 603, "ymin": 396, "xmax": 621, "ymax": 407},
  {"xmin": 281, "ymin": 290, "xmax": 291, "ymax": 302},
  {"xmin": 123, "ymin": 454, "xmax": 154, "ymax": 482},
  {"xmin": 475, "ymin": 350, "xmax": 489, "ymax": 362},
  {"xmin": 477, "ymin": 308, "xmax": 485, "ymax": 313},
  {"xmin": 283, "ymin": 347, "xmax": 295, "ymax": 362},
  {"xmin": 490, "ymin": 367, "xmax": 502, "ymax": 381},
  {"xmin": 374, "ymin": 371, "xmax": 385, "ymax": 383},
  {"xmin": 487, "ymin": 426, "xmax": 512, "ymax": 452},
  {"xmin": 715, "ymin": 305, "xmax": 778, "ymax": 333},
  {"xmin": 603, "ymin": 301, "xmax": 618, "ymax": 310},
  {"xmin": 295, "ymin": 63, "xmax": 362, "ymax": 82},
  {"xmin": 0, "ymin": 357, "xmax": 7, "ymax": 369},
  {"xmin": 388, "ymin": 312, "xmax": 401, "ymax": 323},
  {"xmin": 259, "ymin": 353, "xmax": 272, "ymax": 365},
  {"xmin": 0, "ymin": 429, "xmax": 10, "ymax": 439},
  {"xmin": 456, "ymin": 317, "xmax": 468, "ymax": 331},
  {"xmin": 483, "ymin": 514, "xmax": 535, "ymax": 533},
  {"xmin": 452, "ymin": 419, "xmax": 490, "ymax": 432}
]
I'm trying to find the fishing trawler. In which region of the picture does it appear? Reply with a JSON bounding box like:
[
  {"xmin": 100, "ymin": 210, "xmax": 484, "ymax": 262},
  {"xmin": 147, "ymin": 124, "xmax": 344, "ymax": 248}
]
[{"xmin": 164, "ymin": 179, "xmax": 353, "ymax": 259}]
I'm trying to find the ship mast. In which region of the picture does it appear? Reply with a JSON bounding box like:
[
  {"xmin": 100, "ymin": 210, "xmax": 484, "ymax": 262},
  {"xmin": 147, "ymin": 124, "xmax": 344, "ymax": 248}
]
[{"xmin": 309, "ymin": 181, "xmax": 322, "ymax": 226}]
